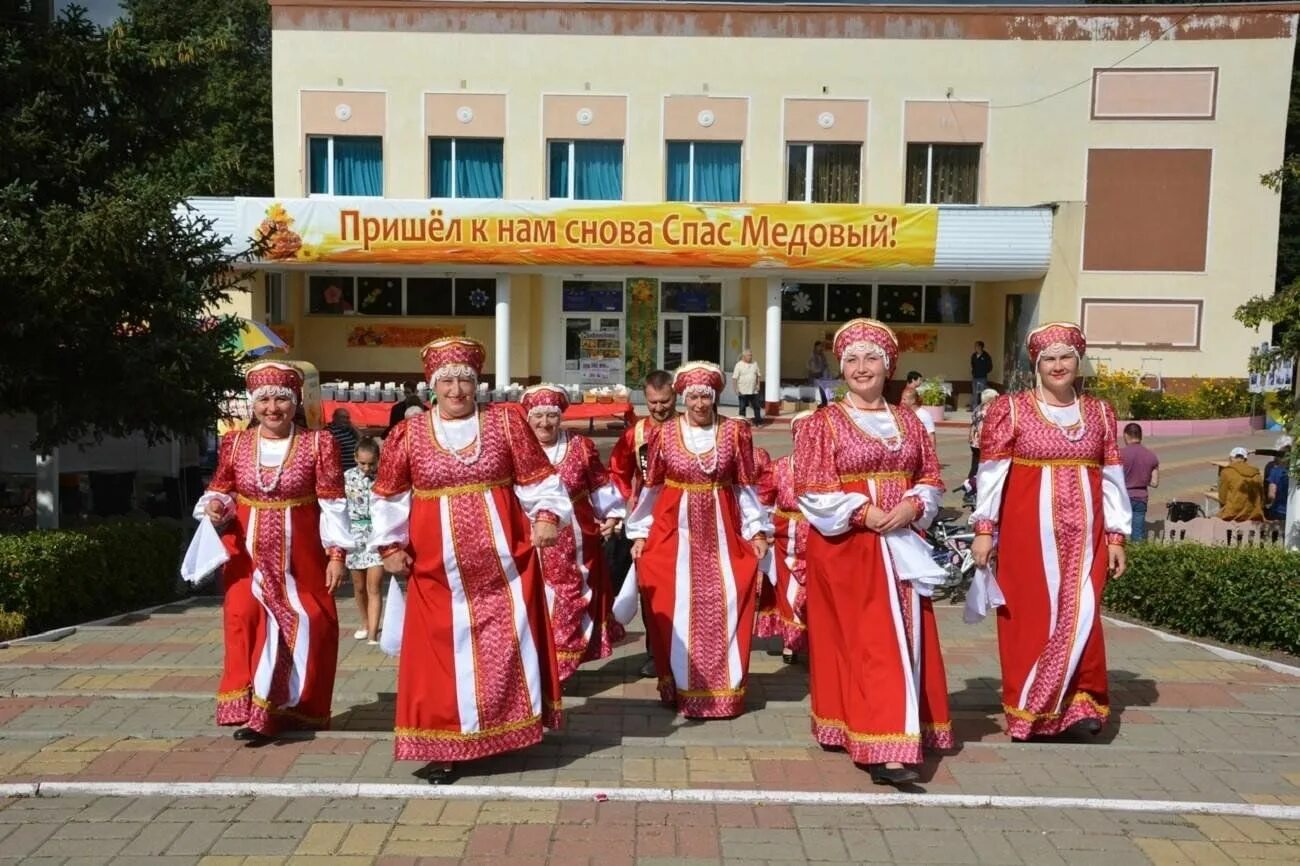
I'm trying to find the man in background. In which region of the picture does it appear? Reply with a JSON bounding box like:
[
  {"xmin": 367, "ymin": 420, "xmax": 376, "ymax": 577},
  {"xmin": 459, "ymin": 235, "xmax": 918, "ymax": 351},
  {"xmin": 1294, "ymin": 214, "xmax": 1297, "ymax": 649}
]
[
  {"xmin": 327, "ymin": 407, "xmax": 359, "ymax": 471},
  {"xmin": 1121, "ymin": 423, "xmax": 1159, "ymax": 541},
  {"xmin": 732, "ymin": 348, "xmax": 764, "ymax": 426},
  {"xmin": 1266, "ymin": 435, "xmax": 1291, "ymax": 523},
  {"xmin": 970, "ymin": 340, "xmax": 994, "ymax": 408}
]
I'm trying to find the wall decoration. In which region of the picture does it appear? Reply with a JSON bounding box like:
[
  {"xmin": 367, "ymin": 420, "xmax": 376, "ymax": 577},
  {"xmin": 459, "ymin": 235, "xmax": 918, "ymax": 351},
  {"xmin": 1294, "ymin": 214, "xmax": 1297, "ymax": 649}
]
[
  {"xmin": 624, "ymin": 278, "xmax": 659, "ymax": 387},
  {"xmin": 896, "ymin": 329, "xmax": 939, "ymax": 354},
  {"xmin": 346, "ymin": 324, "xmax": 465, "ymax": 348}
]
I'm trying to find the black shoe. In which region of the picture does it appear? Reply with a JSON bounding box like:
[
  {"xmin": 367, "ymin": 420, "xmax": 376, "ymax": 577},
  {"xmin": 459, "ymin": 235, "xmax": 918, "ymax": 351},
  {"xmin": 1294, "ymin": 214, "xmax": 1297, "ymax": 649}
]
[
  {"xmin": 865, "ymin": 763, "xmax": 919, "ymax": 786},
  {"xmin": 819, "ymin": 742, "xmax": 845, "ymax": 753},
  {"xmin": 414, "ymin": 763, "xmax": 456, "ymax": 785},
  {"xmin": 232, "ymin": 726, "xmax": 272, "ymax": 745},
  {"xmin": 638, "ymin": 658, "xmax": 657, "ymax": 679},
  {"xmin": 1067, "ymin": 718, "xmax": 1103, "ymax": 737},
  {"xmin": 782, "ymin": 649, "xmax": 797, "ymax": 665}
]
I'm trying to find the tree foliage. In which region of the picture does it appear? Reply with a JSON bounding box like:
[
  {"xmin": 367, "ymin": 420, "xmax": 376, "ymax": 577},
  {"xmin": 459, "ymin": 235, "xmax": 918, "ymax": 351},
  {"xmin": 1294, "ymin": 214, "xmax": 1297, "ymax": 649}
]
[{"xmin": 0, "ymin": 2, "xmax": 272, "ymax": 452}]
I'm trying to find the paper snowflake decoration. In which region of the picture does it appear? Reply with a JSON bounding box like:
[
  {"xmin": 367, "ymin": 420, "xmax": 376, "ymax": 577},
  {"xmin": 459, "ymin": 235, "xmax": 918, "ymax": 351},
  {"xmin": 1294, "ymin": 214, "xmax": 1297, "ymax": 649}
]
[
  {"xmin": 792, "ymin": 291, "xmax": 813, "ymax": 314},
  {"xmin": 469, "ymin": 288, "xmax": 490, "ymax": 309}
]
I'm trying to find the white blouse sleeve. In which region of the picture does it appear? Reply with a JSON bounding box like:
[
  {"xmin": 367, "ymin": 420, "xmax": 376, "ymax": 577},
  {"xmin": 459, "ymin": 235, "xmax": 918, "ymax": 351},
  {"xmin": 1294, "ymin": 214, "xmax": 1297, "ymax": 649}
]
[
  {"xmin": 905, "ymin": 482, "xmax": 944, "ymax": 530},
  {"xmin": 192, "ymin": 490, "xmax": 234, "ymax": 521},
  {"xmin": 318, "ymin": 498, "xmax": 353, "ymax": 550},
  {"xmin": 589, "ymin": 481, "xmax": 627, "ymax": 521},
  {"xmin": 515, "ymin": 473, "xmax": 573, "ymax": 525},
  {"xmin": 368, "ymin": 491, "xmax": 411, "ymax": 552},
  {"xmin": 624, "ymin": 484, "xmax": 662, "ymax": 539},
  {"xmin": 1102, "ymin": 464, "xmax": 1133, "ymax": 537},
  {"xmin": 970, "ymin": 458, "xmax": 1011, "ymax": 527},
  {"xmin": 736, "ymin": 485, "xmax": 775, "ymax": 540},
  {"xmin": 798, "ymin": 490, "xmax": 870, "ymax": 537}
]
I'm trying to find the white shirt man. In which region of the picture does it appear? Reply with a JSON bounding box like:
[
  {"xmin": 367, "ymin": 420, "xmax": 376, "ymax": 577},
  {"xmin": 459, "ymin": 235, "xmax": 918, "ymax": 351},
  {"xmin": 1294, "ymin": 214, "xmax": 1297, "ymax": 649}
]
[{"xmin": 732, "ymin": 350, "xmax": 764, "ymax": 425}]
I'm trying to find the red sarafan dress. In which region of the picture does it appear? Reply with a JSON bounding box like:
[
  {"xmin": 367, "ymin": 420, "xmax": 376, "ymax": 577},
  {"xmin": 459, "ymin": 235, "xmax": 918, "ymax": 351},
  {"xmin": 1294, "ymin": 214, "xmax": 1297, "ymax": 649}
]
[
  {"xmin": 795, "ymin": 402, "xmax": 953, "ymax": 764},
  {"xmin": 197, "ymin": 426, "xmax": 349, "ymax": 735},
  {"xmin": 369, "ymin": 407, "xmax": 572, "ymax": 763},
  {"xmin": 536, "ymin": 431, "xmax": 626, "ymax": 682},
  {"xmin": 972, "ymin": 392, "xmax": 1131, "ymax": 739},
  {"xmin": 626, "ymin": 417, "xmax": 772, "ymax": 718},
  {"xmin": 756, "ymin": 455, "xmax": 809, "ymax": 653}
]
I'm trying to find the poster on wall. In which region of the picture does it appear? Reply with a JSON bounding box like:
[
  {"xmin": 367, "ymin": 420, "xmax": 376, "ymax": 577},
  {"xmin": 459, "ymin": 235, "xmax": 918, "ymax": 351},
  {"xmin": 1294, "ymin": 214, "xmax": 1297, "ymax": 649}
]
[
  {"xmin": 1249, "ymin": 342, "xmax": 1296, "ymax": 394},
  {"xmin": 345, "ymin": 324, "xmax": 466, "ymax": 348},
  {"xmin": 579, "ymin": 329, "xmax": 623, "ymax": 386}
]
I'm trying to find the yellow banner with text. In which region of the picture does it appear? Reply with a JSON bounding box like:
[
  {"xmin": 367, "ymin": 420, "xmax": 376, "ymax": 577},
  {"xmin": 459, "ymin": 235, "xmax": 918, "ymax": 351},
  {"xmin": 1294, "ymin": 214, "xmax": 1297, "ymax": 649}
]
[{"xmin": 239, "ymin": 199, "xmax": 938, "ymax": 271}]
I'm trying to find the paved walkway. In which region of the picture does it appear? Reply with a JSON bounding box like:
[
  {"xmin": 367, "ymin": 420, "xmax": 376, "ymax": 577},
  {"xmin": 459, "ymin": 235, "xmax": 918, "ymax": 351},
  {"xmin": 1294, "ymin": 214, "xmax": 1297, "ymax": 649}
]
[{"xmin": 1, "ymin": 427, "xmax": 1297, "ymax": 865}]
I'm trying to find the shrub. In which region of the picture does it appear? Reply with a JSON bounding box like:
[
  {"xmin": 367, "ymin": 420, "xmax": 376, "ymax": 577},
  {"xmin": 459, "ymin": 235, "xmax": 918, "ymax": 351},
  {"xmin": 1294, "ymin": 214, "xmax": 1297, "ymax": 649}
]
[
  {"xmin": 0, "ymin": 609, "xmax": 24, "ymax": 641},
  {"xmin": 1103, "ymin": 544, "xmax": 1300, "ymax": 655},
  {"xmin": 1086, "ymin": 364, "xmax": 1144, "ymax": 419},
  {"xmin": 0, "ymin": 520, "xmax": 183, "ymax": 635},
  {"xmin": 916, "ymin": 378, "xmax": 947, "ymax": 407}
]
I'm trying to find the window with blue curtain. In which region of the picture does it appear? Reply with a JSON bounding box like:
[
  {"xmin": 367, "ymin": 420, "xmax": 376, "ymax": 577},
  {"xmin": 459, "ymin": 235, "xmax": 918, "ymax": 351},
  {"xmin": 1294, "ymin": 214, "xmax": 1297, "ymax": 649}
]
[
  {"xmin": 430, "ymin": 138, "xmax": 504, "ymax": 198},
  {"xmin": 548, "ymin": 141, "xmax": 571, "ymax": 198},
  {"xmin": 308, "ymin": 137, "xmax": 330, "ymax": 194},
  {"xmin": 333, "ymin": 137, "xmax": 383, "ymax": 196},
  {"xmin": 574, "ymin": 141, "xmax": 622, "ymax": 200},
  {"xmin": 665, "ymin": 142, "xmax": 691, "ymax": 201},
  {"xmin": 666, "ymin": 142, "xmax": 741, "ymax": 203}
]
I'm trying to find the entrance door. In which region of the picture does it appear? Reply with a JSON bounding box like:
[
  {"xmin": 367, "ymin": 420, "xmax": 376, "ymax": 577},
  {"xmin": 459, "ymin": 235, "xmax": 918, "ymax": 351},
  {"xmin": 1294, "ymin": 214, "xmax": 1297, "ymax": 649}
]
[
  {"xmin": 719, "ymin": 315, "xmax": 748, "ymax": 406},
  {"xmin": 659, "ymin": 314, "xmax": 735, "ymax": 402},
  {"xmin": 660, "ymin": 314, "xmax": 687, "ymax": 372}
]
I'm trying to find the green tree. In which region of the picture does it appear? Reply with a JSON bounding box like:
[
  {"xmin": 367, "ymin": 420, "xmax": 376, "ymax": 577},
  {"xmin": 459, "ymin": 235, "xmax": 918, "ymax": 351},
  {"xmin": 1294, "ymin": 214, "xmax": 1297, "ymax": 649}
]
[{"xmin": 0, "ymin": 4, "xmax": 257, "ymax": 452}]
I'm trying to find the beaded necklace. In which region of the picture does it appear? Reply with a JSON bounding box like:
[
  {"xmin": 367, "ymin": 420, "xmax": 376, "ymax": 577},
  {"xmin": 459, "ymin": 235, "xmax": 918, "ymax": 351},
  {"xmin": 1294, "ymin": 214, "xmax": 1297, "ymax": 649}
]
[
  {"xmin": 433, "ymin": 409, "xmax": 483, "ymax": 466},
  {"xmin": 253, "ymin": 429, "xmax": 297, "ymax": 494},
  {"xmin": 1035, "ymin": 386, "xmax": 1087, "ymax": 443},
  {"xmin": 680, "ymin": 417, "xmax": 719, "ymax": 476},
  {"xmin": 839, "ymin": 397, "xmax": 904, "ymax": 453}
]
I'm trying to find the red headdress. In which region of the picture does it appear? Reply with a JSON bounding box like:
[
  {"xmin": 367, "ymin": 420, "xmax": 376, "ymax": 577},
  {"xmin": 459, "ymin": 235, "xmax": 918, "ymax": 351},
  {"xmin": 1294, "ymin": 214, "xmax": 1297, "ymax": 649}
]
[
  {"xmin": 521, "ymin": 383, "xmax": 569, "ymax": 415},
  {"xmin": 672, "ymin": 361, "xmax": 725, "ymax": 398},
  {"xmin": 1027, "ymin": 322, "xmax": 1087, "ymax": 365},
  {"xmin": 245, "ymin": 361, "xmax": 303, "ymax": 404},
  {"xmin": 831, "ymin": 318, "xmax": 899, "ymax": 375},
  {"xmin": 421, "ymin": 337, "xmax": 486, "ymax": 383}
]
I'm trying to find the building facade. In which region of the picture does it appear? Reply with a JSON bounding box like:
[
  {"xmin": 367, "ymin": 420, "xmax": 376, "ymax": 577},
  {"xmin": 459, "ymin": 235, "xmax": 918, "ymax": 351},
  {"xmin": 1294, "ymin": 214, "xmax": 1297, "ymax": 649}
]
[{"xmin": 199, "ymin": 1, "xmax": 1298, "ymax": 409}]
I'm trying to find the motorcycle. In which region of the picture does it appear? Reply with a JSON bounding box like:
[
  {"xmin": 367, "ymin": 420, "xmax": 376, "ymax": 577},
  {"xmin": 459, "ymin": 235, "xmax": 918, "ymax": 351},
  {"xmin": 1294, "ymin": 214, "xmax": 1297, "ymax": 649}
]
[{"xmin": 927, "ymin": 518, "xmax": 976, "ymax": 602}]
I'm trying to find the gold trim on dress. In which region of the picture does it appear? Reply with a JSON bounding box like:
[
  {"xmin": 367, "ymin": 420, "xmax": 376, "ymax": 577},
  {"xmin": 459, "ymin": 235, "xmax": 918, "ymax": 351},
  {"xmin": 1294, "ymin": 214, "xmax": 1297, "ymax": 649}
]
[
  {"xmin": 412, "ymin": 478, "xmax": 511, "ymax": 499},
  {"xmin": 1003, "ymin": 692, "xmax": 1110, "ymax": 722},
  {"xmin": 395, "ymin": 713, "xmax": 541, "ymax": 742},
  {"xmin": 812, "ymin": 713, "xmax": 923, "ymax": 743},
  {"xmin": 235, "ymin": 494, "xmax": 316, "ymax": 509},
  {"xmin": 677, "ymin": 686, "xmax": 746, "ymax": 698},
  {"xmin": 839, "ymin": 471, "xmax": 912, "ymax": 483},
  {"xmin": 1011, "ymin": 457, "xmax": 1101, "ymax": 469},
  {"xmin": 774, "ymin": 508, "xmax": 805, "ymax": 522},
  {"xmin": 666, "ymin": 479, "xmax": 725, "ymax": 492},
  {"xmin": 250, "ymin": 694, "xmax": 330, "ymax": 726}
]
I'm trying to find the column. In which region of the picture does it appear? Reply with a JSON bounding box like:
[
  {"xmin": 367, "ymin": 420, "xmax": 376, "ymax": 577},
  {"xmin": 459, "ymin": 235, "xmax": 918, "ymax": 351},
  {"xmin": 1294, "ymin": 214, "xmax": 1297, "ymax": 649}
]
[
  {"xmin": 494, "ymin": 274, "xmax": 512, "ymax": 389},
  {"xmin": 36, "ymin": 449, "xmax": 59, "ymax": 530},
  {"xmin": 765, "ymin": 277, "xmax": 783, "ymax": 416}
]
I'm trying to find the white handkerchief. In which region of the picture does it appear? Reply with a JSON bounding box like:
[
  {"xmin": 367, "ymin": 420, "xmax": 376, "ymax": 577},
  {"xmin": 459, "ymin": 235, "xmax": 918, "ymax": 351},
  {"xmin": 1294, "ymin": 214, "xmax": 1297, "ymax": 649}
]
[
  {"xmin": 180, "ymin": 519, "xmax": 229, "ymax": 585},
  {"xmin": 378, "ymin": 576, "xmax": 406, "ymax": 657},
  {"xmin": 611, "ymin": 564, "xmax": 640, "ymax": 626},
  {"xmin": 882, "ymin": 529, "xmax": 949, "ymax": 587},
  {"xmin": 759, "ymin": 549, "xmax": 775, "ymax": 585},
  {"xmin": 964, "ymin": 564, "xmax": 1006, "ymax": 624}
]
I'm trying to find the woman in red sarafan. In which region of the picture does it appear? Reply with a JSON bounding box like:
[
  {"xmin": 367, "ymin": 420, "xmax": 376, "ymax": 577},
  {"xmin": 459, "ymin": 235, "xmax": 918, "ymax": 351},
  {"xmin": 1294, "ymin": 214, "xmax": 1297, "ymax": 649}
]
[
  {"xmin": 756, "ymin": 411, "xmax": 817, "ymax": 661},
  {"xmin": 520, "ymin": 384, "xmax": 627, "ymax": 683},
  {"xmin": 368, "ymin": 337, "xmax": 571, "ymax": 784},
  {"xmin": 970, "ymin": 322, "xmax": 1131, "ymax": 742},
  {"xmin": 627, "ymin": 361, "xmax": 773, "ymax": 719},
  {"xmin": 794, "ymin": 319, "xmax": 952, "ymax": 786},
  {"xmin": 195, "ymin": 361, "xmax": 350, "ymax": 744}
]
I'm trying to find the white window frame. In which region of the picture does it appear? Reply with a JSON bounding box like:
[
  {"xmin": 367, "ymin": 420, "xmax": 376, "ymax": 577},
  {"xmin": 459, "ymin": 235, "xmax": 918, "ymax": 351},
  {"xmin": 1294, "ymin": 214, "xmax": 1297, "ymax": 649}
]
[
  {"xmin": 431, "ymin": 137, "xmax": 505, "ymax": 198},
  {"xmin": 307, "ymin": 135, "xmax": 335, "ymax": 197},
  {"xmin": 670, "ymin": 141, "xmax": 741, "ymax": 203},
  {"xmin": 551, "ymin": 140, "xmax": 577, "ymax": 200},
  {"xmin": 907, "ymin": 143, "xmax": 981, "ymax": 205},
  {"xmin": 786, "ymin": 142, "xmax": 862, "ymax": 204}
]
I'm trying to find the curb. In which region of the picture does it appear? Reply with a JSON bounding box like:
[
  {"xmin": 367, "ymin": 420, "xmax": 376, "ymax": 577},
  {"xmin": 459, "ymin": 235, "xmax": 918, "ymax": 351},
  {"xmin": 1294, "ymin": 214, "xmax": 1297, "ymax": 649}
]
[{"xmin": 0, "ymin": 596, "xmax": 208, "ymax": 649}]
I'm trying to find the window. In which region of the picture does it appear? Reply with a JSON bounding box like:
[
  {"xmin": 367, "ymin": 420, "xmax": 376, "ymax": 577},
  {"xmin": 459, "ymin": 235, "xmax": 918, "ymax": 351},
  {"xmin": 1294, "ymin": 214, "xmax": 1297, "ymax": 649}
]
[
  {"xmin": 781, "ymin": 283, "xmax": 873, "ymax": 323},
  {"xmin": 308, "ymin": 275, "xmax": 496, "ymax": 316},
  {"xmin": 548, "ymin": 140, "xmax": 624, "ymax": 200},
  {"xmin": 562, "ymin": 280, "xmax": 624, "ymax": 312},
  {"xmin": 307, "ymin": 136, "xmax": 383, "ymax": 196},
  {"xmin": 429, "ymin": 137, "xmax": 504, "ymax": 198},
  {"xmin": 666, "ymin": 141, "xmax": 741, "ymax": 203},
  {"xmin": 661, "ymin": 282, "xmax": 721, "ymax": 313},
  {"xmin": 264, "ymin": 273, "xmax": 287, "ymax": 324},
  {"xmin": 905, "ymin": 144, "xmax": 980, "ymax": 204},
  {"xmin": 878, "ymin": 285, "xmax": 973, "ymax": 325},
  {"xmin": 786, "ymin": 143, "xmax": 861, "ymax": 203}
]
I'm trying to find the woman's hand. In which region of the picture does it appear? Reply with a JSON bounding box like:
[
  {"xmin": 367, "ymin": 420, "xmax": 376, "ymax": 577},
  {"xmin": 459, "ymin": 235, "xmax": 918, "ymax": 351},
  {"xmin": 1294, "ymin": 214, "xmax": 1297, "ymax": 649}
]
[
  {"xmin": 1107, "ymin": 543, "xmax": 1127, "ymax": 579},
  {"xmin": 630, "ymin": 539, "xmax": 646, "ymax": 561},
  {"xmin": 204, "ymin": 499, "xmax": 229, "ymax": 526},
  {"xmin": 599, "ymin": 518, "xmax": 620, "ymax": 540},
  {"xmin": 751, "ymin": 534, "xmax": 769, "ymax": 560},
  {"xmin": 971, "ymin": 534, "xmax": 996, "ymax": 568},
  {"xmin": 874, "ymin": 501, "xmax": 918, "ymax": 534},
  {"xmin": 325, "ymin": 560, "xmax": 347, "ymax": 594},
  {"xmin": 382, "ymin": 549, "xmax": 412, "ymax": 577},
  {"xmin": 532, "ymin": 519, "xmax": 559, "ymax": 549}
]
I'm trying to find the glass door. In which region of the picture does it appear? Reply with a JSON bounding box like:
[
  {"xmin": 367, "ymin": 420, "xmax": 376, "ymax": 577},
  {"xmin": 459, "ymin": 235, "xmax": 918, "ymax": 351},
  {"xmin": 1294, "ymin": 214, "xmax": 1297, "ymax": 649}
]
[
  {"xmin": 719, "ymin": 315, "xmax": 748, "ymax": 406},
  {"xmin": 660, "ymin": 314, "xmax": 687, "ymax": 372}
]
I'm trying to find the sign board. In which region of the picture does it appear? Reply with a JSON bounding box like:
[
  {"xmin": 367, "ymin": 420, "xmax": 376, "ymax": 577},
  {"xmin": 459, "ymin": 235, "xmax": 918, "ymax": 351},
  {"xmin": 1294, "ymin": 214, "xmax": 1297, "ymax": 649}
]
[
  {"xmin": 1249, "ymin": 342, "xmax": 1295, "ymax": 394},
  {"xmin": 578, "ymin": 329, "xmax": 623, "ymax": 386}
]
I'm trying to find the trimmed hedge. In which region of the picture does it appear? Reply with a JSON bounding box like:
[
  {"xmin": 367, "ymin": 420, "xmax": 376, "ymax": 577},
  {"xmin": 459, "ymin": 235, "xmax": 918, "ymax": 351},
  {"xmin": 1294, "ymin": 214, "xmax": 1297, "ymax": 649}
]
[
  {"xmin": 0, "ymin": 609, "xmax": 24, "ymax": 641},
  {"xmin": 0, "ymin": 521, "xmax": 183, "ymax": 635},
  {"xmin": 1103, "ymin": 544, "xmax": 1300, "ymax": 656}
]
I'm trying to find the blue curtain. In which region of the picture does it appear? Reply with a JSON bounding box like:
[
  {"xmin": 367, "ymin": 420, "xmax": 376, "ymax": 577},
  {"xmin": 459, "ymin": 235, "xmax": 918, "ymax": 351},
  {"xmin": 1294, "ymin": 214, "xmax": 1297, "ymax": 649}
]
[
  {"xmin": 333, "ymin": 136, "xmax": 383, "ymax": 196},
  {"xmin": 548, "ymin": 141, "xmax": 570, "ymax": 198},
  {"xmin": 574, "ymin": 140, "xmax": 623, "ymax": 200},
  {"xmin": 665, "ymin": 142, "xmax": 691, "ymax": 201},
  {"xmin": 693, "ymin": 142, "xmax": 741, "ymax": 203},
  {"xmin": 455, "ymin": 139, "xmax": 504, "ymax": 198},
  {"xmin": 308, "ymin": 137, "xmax": 330, "ymax": 194},
  {"xmin": 429, "ymin": 138, "xmax": 453, "ymax": 197}
]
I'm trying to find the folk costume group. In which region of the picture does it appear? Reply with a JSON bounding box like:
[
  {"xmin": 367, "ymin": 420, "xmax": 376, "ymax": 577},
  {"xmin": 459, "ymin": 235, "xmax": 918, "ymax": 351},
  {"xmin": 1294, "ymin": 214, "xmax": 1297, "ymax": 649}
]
[{"xmin": 193, "ymin": 318, "xmax": 1131, "ymax": 787}]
